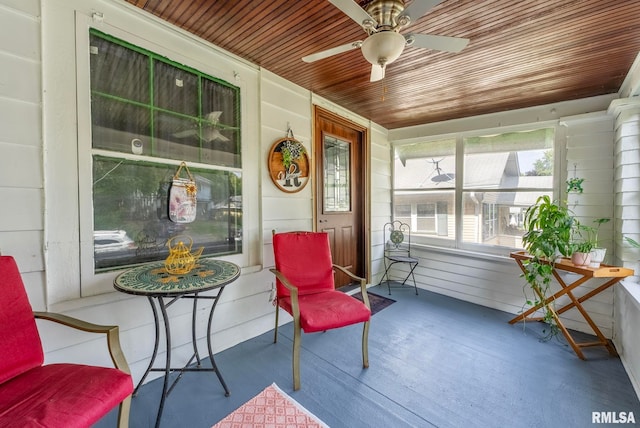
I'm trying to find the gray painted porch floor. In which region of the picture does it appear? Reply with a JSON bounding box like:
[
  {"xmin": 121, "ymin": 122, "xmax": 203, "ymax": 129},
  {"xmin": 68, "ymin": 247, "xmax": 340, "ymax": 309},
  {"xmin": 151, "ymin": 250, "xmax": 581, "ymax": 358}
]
[{"xmin": 97, "ymin": 284, "xmax": 640, "ymax": 427}]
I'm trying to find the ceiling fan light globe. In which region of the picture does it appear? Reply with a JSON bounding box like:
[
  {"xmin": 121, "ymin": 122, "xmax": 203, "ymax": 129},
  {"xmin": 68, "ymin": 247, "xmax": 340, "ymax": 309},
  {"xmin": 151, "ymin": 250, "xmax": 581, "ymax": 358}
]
[{"xmin": 361, "ymin": 31, "xmax": 406, "ymax": 67}]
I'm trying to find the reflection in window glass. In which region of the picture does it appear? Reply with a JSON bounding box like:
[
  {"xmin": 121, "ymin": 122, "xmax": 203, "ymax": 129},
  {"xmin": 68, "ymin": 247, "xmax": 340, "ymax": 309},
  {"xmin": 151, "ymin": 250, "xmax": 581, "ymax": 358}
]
[
  {"xmin": 324, "ymin": 136, "xmax": 351, "ymax": 212},
  {"xmin": 417, "ymin": 203, "xmax": 436, "ymax": 232},
  {"xmin": 393, "ymin": 128, "xmax": 555, "ymax": 252},
  {"xmin": 93, "ymin": 156, "xmax": 242, "ymax": 270},
  {"xmin": 461, "ymin": 129, "xmax": 554, "ymax": 248},
  {"xmin": 394, "ymin": 138, "xmax": 456, "ymax": 240},
  {"xmin": 395, "ymin": 204, "xmax": 411, "ymax": 226},
  {"xmin": 89, "ymin": 30, "xmax": 241, "ymax": 168}
]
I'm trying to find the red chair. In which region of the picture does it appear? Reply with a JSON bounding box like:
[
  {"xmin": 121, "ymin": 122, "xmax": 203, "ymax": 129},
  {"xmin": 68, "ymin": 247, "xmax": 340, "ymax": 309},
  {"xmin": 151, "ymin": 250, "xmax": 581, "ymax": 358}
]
[
  {"xmin": 0, "ymin": 256, "xmax": 133, "ymax": 427},
  {"xmin": 271, "ymin": 231, "xmax": 371, "ymax": 390}
]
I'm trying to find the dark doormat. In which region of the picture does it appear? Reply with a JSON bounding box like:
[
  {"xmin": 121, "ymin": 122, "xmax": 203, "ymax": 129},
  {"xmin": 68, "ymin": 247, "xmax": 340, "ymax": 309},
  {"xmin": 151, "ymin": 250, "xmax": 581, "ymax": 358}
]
[{"xmin": 352, "ymin": 292, "xmax": 396, "ymax": 315}]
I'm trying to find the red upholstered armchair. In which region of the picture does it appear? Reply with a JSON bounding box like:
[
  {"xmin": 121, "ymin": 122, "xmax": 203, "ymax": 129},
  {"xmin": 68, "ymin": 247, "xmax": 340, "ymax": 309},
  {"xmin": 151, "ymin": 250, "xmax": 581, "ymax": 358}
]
[
  {"xmin": 0, "ymin": 256, "xmax": 133, "ymax": 427},
  {"xmin": 271, "ymin": 231, "xmax": 371, "ymax": 390}
]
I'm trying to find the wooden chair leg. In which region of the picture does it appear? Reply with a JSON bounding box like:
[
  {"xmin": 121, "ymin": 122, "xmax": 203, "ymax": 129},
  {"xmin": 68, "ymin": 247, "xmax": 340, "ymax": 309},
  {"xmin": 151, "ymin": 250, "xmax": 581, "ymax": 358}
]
[
  {"xmin": 292, "ymin": 322, "xmax": 301, "ymax": 391},
  {"xmin": 362, "ymin": 320, "xmax": 370, "ymax": 368},
  {"xmin": 117, "ymin": 395, "xmax": 132, "ymax": 428}
]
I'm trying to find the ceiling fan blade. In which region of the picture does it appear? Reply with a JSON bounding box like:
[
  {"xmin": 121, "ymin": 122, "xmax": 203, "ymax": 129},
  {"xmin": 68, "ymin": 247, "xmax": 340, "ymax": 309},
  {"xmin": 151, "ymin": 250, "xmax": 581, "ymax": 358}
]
[
  {"xmin": 406, "ymin": 33, "xmax": 469, "ymax": 53},
  {"xmin": 328, "ymin": 0, "xmax": 378, "ymax": 28},
  {"xmin": 302, "ymin": 41, "xmax": 362, "ymax": 63},
  {"xmin": 398, "ymin": 0, "xmax": 444, "ymax": 24},
  {"xmin": 370, "ymin": 64, "xmax": 385, "ymax": 82},
  {"xmin": 173, "ymin": 129, "xmax": 197, "ymax": 138}
]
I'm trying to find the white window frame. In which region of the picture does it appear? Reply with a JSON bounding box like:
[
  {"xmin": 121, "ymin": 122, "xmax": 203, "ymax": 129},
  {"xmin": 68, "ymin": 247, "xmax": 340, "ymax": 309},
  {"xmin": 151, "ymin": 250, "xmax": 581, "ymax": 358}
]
[
  {"xmin": 43, "ymin": 6, "xmax": 260, "ymax": 303},
  {"xmin": 392, "ymin": 122, "xmax": 564, "ymax": 257}
]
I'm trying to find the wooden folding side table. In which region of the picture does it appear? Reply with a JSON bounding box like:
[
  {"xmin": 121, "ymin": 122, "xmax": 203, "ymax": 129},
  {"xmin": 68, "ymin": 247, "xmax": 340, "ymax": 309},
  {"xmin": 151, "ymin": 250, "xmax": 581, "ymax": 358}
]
[{"xmin": 509, "ymin": 251, "xmax": 634, "ymax": 359}]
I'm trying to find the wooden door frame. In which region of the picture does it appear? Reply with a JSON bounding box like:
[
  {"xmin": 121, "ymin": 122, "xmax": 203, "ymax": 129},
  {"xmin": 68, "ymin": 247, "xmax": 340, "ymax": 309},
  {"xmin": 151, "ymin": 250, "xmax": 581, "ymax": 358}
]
[{"xmin": 313, "ymin": 105, "xmax": 370, "ymax": 283}]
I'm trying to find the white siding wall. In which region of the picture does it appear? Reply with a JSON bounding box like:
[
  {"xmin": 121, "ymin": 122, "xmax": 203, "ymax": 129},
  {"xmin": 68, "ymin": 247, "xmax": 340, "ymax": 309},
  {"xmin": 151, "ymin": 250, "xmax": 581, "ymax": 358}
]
[
  {"xmin": 610, "ymin": 99, "xmax": 640, "ymax": 399},
  {"xmin": 562, "ymin": 113, "xmax": 616, "ymax": 337},
  {"xmin": 260, "ymin": 69, "xmax": 314, "ymax": 330},
  {"xmin": 0, "ymin": 1, "xmax": 45, "ymax": 309},
  {"xmin": 370, "ymin": 123, "xmax": 392, "ymax": 283}
]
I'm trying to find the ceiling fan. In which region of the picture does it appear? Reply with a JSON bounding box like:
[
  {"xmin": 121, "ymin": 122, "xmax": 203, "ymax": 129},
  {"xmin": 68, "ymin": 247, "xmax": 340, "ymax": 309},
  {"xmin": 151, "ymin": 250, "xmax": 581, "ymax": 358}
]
[
  {"xmin": 173, "ymin": 111, "xmax": 230, "ymax": 143},
  {"xmin": 302, "ymin": 0, "xmax": 469, "ymax": 82}
]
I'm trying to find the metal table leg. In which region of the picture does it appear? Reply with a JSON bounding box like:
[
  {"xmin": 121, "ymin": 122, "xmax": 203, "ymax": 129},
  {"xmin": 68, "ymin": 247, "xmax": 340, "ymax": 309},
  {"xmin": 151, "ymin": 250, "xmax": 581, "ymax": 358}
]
[
  {"xmin": 155, "ymin": 296, "xmax": 171, "ymax": 428},
  {"xmin": 133, "ymin": 296, "xmax": 160, "ymax": 396},
  {"xmin": 134, "ymin": 287, "xmax": 231, "ymax": 427},
  {"xmin": 206, "ymin": 285, "xmax": 230, "ymax": 396}
]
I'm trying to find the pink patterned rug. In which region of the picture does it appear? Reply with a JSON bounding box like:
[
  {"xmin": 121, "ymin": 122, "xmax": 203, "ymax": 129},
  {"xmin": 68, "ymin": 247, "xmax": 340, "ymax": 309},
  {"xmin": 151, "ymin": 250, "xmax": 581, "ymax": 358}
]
[{"xmin": 212, "ymin": 383, "xmax": 328, "ymax": 428}]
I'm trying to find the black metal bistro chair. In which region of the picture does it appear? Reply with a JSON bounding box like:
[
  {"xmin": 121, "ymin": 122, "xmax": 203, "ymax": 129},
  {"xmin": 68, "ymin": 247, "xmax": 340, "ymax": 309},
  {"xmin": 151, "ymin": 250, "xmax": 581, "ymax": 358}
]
[{"xmin": 379, "ymin": 221, "xmax": 419, "ymax": 295}]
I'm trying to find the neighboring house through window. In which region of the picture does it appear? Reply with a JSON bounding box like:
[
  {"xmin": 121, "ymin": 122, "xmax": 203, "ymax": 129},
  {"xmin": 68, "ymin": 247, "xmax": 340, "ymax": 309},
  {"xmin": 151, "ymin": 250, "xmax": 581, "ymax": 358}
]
[{"xmin": 393, "ymin": 127, "xmax": 555, "ymax": 254}]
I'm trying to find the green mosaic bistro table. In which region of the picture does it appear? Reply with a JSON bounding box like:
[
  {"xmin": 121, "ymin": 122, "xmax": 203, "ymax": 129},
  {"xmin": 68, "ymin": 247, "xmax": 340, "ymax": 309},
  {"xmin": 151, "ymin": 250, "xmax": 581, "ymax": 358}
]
[{"xmin": 114, "ymin": 258, "xmax": 240, "ymax": 428}]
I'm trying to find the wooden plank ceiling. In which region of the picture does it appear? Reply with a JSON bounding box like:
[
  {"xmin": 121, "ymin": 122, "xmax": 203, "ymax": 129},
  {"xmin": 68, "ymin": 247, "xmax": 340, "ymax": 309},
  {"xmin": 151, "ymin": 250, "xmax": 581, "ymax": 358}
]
[{"xmin": 125, "ymin": 0, "xmax": 640, "ymax": 129}]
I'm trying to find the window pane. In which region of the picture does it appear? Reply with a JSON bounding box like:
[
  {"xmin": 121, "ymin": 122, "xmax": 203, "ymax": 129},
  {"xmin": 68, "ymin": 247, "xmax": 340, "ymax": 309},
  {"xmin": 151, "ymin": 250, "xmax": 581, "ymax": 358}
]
[
  {"xmin": 155, "ymin": 111, "xmax": 202, "ymax": 162},
  {"xmin": 89, "ymin": 34, "xmax": 149, "ymax": 103},
  {"xmin": 394, "ymin": 204, "xmax": 411, "ymax": 226},
  {"xmin": 394, "ymin": 139, "xmax": 456, "ymax": 240},
  {"xmin": 463, "ymin": 129, "xmax": 554, "ymax": 189},
  {"xmin": 394, "ymin": 139, "xmax": 456, "ymax": 189},
  {"xmin": 202, "ymin": 79, "xmax": 241, "ymax": 168},
  {"xmin": 417, "ymin": 203, "xmax": 436, "ymax": 232},
  {"xmin": 394, "ymin": 191, "xmax": 454, "ymax": 239},
  {"xmin": 324, "ymin": 136, "xmax": 351, "ymax": 212},
  {"xmin": 91, "ymin": 97, "xmax": 151, "ymax": 153},
  {"xmin": 154, "ymin": 61, "xmax": 199, "ymax": 116},
  {"xmin": 461, "ymin": 190, "xmax": 552, "ymax": 248},
  {"xmin": 93, "ymin": 156, "xmax": 241, "ymax": 271},
  {"xmin": 87, "ymin": 30, "xmax": 243, "ymax": 272},
  {"xmin": 89, "ymin": 30, "xmax": 241, "ymax": 168}
]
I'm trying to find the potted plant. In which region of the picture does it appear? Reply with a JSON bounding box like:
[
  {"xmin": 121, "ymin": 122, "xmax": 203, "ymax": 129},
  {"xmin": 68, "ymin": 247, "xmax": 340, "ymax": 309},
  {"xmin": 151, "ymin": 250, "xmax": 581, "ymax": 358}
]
[
  {"xmin": 569, "ymin": 226, "xmax": 594, "ymax": 267},
  {"xmin": 588, "ymin": 218, "xmax": 610, "ymax": 268},
  {"xmin": 522, "ymin": 195, "xmax": 575, "ymax": 261},
  {"xmin": 569, "ymin": 219, "xmax": 606, "ymax": 266},
  {"xmin": 521, "ymin": 195, "xmax": 576, "ymax": 334}
]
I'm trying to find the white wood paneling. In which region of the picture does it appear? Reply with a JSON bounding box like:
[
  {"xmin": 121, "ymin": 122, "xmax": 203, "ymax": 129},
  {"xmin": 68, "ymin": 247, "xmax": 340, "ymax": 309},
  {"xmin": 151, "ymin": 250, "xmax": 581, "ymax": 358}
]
[
  {"xmin": 0, "ymin": 6, "xmax": 39, "ymax": 60},
  {"xmin": 0, "ymin": 0, "xmax": 43, "ymax": 287},
  {"xmin": 0, "ymin": 142, "xmax": 42, "ymax": 186},
  {"xmin": 0, "ymin": 188, "xmax": 42, "ymax": 230},
  {"xmin": 0, "ymin": 98, "xmax": 41, "ymax": 146},
  {"xmin": 370, "ymin": 123, "xmax": 391, "ymax": 283},
  {"xmin": 0, "ymin": 0, "xmax": 39, "ymax": 15},
  {"xmin": 609, "ymin": 98, "xmax": 640, "ymax": 398},
  {"xmin": 0, "ymin": 52, "xmax": 40, "ymax": 102},
  {"xmin": 563, "ymin": 113, "xmax": 615, "ymax": 255}
]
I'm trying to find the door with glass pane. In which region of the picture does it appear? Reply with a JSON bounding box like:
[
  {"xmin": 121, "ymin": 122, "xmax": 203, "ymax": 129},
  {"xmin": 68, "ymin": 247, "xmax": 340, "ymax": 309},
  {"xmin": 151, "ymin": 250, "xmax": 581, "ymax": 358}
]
[{"xmin": 314, "ymin": 107, "xmax": 367, "ymax": 288}]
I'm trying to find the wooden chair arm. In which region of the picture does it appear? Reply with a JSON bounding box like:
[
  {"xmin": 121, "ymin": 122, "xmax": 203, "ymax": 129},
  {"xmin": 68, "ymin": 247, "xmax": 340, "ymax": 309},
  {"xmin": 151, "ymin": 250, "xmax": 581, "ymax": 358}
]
[
  {"xmin": 269, "ymin": 269, "xmax": 300, "ymax": 318},
  {"xmin": 332, "ymin": 264, "xmax": 370, "ymax": 310},
  {"xmin": 34, "ymin": 311, "xmax": 131, "ymax": 375}
]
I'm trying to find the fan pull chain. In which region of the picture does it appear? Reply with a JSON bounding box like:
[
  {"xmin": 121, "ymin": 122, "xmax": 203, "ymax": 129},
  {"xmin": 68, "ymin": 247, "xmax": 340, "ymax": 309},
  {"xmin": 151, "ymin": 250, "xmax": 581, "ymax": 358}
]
[{"xmin": 380, "ymin": 77, "xmax": 388, "ymax": 102}]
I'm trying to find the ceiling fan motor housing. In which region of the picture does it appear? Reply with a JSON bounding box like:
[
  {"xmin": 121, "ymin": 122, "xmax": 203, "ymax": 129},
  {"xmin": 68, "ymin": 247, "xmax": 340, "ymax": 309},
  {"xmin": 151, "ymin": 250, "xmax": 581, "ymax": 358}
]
[{"xmin": 364, "ymin": 0, "xmax": 410, "ymax": 32}]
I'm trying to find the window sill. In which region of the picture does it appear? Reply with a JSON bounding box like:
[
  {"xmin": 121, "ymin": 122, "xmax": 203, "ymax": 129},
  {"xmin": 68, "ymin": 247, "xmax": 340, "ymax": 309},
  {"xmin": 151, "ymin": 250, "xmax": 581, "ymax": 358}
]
[
  {"xmin": 620, "ymin": 279, "xmax": 640, "ymax": 312},
  {"xmin": 49, "ymin": 263, "xmax": 262, "ymax": 313},
  {"xmin": 410, "ymin": 242, "xmax": 515, "ymax": 265}
]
